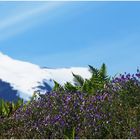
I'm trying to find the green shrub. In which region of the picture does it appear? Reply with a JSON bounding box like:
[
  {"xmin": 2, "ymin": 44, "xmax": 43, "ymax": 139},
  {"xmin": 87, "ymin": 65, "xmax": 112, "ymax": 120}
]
[{"xmin": 0, "ymin": 65, "xmax": 140, "ymax": 139}]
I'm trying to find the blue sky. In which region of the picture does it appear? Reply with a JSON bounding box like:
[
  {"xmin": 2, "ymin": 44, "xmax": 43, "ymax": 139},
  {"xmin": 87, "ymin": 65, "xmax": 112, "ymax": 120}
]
[{"xmin": 0, "ymin": 1, "xmax": 140, "ymax": 75}]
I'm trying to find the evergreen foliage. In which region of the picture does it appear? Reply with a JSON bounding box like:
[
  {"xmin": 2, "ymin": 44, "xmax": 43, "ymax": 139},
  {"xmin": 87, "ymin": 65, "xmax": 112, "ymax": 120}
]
[
  {"xmin": 53, "ymin": 80, "xmax": 64, "ymax": 92},
  {"xmin": 0, "ymin": 98, "xmax": 23, "ymax": 117},
  {"xmin": 53, "ymin": 63, "xmax": 110, "ymax": 94}
]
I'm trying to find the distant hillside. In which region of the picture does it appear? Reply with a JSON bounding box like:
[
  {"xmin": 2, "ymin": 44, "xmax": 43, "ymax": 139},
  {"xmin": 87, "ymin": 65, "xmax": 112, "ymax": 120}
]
[{"xmin": 0, "ymin": 79, "xmax": 19, "ymax": 101}]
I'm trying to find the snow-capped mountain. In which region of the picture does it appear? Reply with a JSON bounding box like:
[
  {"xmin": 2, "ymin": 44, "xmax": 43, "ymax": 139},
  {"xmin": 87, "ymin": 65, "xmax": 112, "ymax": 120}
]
[{"xmin": 0, "ymin": 52, "xmax": 91, "ymax": 101}]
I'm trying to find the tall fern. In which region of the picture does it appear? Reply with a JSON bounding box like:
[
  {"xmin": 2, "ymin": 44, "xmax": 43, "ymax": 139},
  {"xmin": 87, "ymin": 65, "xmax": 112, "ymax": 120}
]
[
  {"xmin": 53, "ymin": 64, "xmax": 109, "ymax": 95},
  {"xmin": 99, "ymin": 63, "xmax": 108, "ymax": 80},
  {"xmin": 72, "ymin": 72, "xmax": 84, "ymax": 87},
  {"xmin": 53, "ymin": 80, "xmax": 64, "ymax": 92},
  {"xmin": 64, "ymin": 82, "xmax": 77, "ymax": 92}
]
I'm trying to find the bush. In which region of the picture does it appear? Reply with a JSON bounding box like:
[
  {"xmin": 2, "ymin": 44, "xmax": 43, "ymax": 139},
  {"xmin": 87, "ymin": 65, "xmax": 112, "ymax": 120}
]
[
  {"xmin": 0, "ymin": 65, "xmax": 140, "ymax": 139},
  {"xmin": 0, "ymin": 91, "xmax": 112, "ymax": 138}
]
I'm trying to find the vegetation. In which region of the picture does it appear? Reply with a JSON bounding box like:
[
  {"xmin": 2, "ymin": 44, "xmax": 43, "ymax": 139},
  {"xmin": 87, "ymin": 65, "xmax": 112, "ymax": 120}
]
[
  {"xmin": 53, "ymin": 63, "xmax": 110, "ymax": 94},
  {"xmin": 0, "ymin": 98, "xmax": 23, "ymax": 117},
  {"xmin": 0, "ymin": 64, "xmax": 140, "ymax": 139}
]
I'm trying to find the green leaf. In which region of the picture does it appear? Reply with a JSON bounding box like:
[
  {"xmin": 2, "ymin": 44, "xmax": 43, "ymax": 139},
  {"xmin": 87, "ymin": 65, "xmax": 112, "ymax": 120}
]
[
  {"xmin": 72, "ymin": 127, "xmax": 75, "ymax": 139},
  {"xmin": 72, "ymin": 72, "xmax": 84, "ymax": 86},
  {"xmin": 53, "ymin": 80, "xmax": 64, "ymax": 92},
  {"xmin": 64, "ymin": 82, "xmax": 77, "ymax": 92},
  {"xmin": 88, "ymin": 65, "xmax": 99, "ymax": 75},
  {"xmin": 100, "ymin": 63, "xmax": 107, "ymax": 77}
]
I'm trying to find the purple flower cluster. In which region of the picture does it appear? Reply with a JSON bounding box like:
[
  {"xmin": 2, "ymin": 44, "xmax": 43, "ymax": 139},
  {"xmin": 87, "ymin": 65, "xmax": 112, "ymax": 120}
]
[
  {"xmin": 0, "ymin": 71, "xmax": 140, "ymax": 139},
  {"xmin": 108, "ymin": 71, "xmax": 140, "ymax": 94},
  {"xmin": 0, "ymin": 91, "xmax": 112, "ymax": 139}
]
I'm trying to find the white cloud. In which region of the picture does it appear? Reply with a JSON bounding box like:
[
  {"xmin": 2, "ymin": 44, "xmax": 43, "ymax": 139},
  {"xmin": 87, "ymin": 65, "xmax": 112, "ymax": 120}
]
[{"xmin": 0, "ymin": 52, "xmax": 91, "ymax": 100}]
